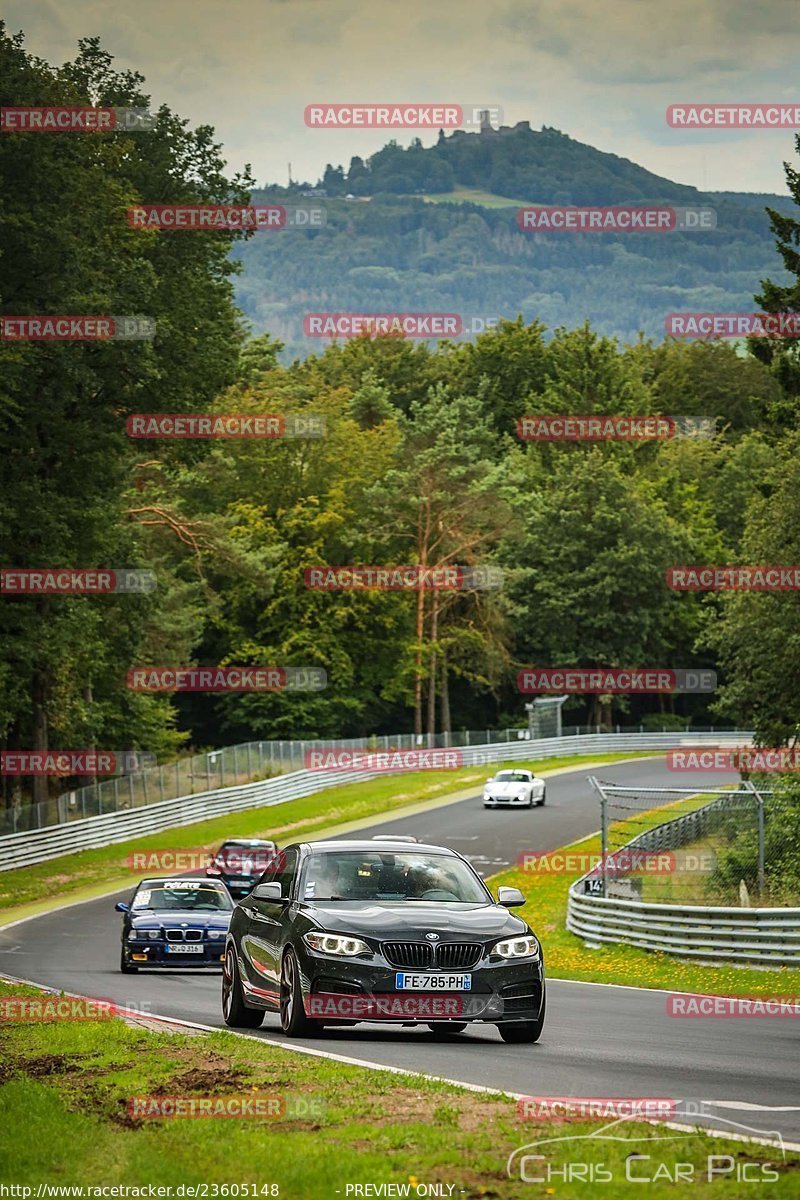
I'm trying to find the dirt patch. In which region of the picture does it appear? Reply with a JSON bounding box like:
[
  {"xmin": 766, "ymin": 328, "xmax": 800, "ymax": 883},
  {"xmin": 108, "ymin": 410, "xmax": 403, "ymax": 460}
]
[{"xmin": 4, "ymin": 1052, "xmax": 81, "ymax": 1080}]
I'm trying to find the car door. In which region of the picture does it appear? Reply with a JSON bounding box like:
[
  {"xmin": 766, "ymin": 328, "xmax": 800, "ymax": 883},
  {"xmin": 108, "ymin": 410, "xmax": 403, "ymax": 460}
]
[{"xmin": 239, "ymin": 847, "xmax": 298, "ymax": 1003}]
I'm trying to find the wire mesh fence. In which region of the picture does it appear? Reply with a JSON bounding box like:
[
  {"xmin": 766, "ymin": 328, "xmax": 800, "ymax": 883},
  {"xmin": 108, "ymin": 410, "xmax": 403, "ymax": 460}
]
[
  {"xmin": 1, "ymin": 722, "xmax": 739, "ymax": 836},
  {"xmin": 586, "ymin": 779, "xmax": 796, "ymax": 906}
]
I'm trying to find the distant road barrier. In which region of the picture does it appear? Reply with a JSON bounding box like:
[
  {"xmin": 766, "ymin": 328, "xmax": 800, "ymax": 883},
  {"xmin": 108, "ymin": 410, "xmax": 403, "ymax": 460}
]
[
  {"xmin": 566, "ymin": 777, "xmax": 800, "ymax": 966},
  {"xmin": 0, "ymin": 730, "xmax": 752, "ymax": 873}
]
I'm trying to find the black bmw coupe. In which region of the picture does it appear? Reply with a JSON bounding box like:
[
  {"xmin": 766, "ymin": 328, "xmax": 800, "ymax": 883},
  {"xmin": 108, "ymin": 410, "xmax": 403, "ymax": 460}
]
[{"xmin": 222, "ymin": 837, "xmax": 545, "ymax": 1042}]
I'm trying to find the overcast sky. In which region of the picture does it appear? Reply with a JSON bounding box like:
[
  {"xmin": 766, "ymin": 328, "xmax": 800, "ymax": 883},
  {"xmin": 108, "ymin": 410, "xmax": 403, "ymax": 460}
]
[{"xmin": 5, "ymin": 0, "xmax": 798, "ymax": 193}]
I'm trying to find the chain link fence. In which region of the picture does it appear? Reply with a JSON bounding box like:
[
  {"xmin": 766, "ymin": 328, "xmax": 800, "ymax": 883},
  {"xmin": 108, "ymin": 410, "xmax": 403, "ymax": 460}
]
[
  {"xmin": 2, "ymin": 722, "xmax": 738, "ymax": 836},
  {"xmin": 587, "ymin": 779, "xmax": 790, "ymax": 905}
]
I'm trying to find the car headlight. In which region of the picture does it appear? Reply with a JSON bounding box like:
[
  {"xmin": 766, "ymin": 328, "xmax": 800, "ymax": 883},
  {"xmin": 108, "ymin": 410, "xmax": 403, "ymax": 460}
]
[
  {"xmin": 303, "ymin": 932, "xmax": 370, "ymax": 956},
  {"xmin": 148, "ymin": 930, "xmax": 160, "ymax": 940},
  {"xmin": 493, "ymin": 935, "xmax": 540, "ymax": 960},
  {"xmin": 517, "ymin": 792, "xmax": 528, "ymax": 800},
  {"xmin": 208, "ymin": 930, "xmax": 225, "ymax": 939}
]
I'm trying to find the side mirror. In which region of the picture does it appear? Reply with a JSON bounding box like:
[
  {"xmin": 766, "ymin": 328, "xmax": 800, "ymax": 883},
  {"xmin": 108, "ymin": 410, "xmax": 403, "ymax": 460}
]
[
  {"xmin": 497, "ymin": 886, "xmax": 525, "ymax": 908},
  {"xmin": 252, "ymin": 881, "xmax": 284, "ymax": 901},
  {"xmin": 115, "ymin": 901, "xmax": 130, "ymax": 913}
]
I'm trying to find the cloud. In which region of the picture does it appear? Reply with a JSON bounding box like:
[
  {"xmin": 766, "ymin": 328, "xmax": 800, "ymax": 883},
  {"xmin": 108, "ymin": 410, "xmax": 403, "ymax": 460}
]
[{"xmin": 3, "ymin": 0, "xmax": 797, "ymax": 192}]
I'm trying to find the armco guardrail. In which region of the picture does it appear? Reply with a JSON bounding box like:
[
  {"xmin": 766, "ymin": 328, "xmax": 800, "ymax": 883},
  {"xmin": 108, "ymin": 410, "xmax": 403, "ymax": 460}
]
[
  {"xmin": 0, "ymin": 731, "xmax": 751, "ymax": 872},
  {"xmin": 566, "ymin": 783, "xmax": 800, "ymax": 966}
]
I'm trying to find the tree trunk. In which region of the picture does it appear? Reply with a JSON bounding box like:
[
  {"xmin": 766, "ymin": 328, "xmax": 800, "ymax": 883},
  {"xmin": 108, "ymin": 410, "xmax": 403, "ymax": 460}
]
[
  {"xmin": 77, "ymin": 683, "xmax": 95, "ymax": 788},
  {"xmin": 414, "ymin": 587, "xmax": 424, "ymax": 738},
  {"xmin": 440, "ymin": 651, "xmax": 451, "ymax": 743},
  {"xmin": 31, "ymin": 667, "xmax": 49, "ymax": 809},
  {"xmin": 426, "ymin": 596, "xmax": 438, "ymax": 746}
]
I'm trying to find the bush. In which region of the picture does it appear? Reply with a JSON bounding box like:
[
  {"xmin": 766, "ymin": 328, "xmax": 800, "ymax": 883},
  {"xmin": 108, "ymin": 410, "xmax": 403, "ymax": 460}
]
[{"xmin": 639, "ymin": 713, "xmax": 690, "ymax": 733}]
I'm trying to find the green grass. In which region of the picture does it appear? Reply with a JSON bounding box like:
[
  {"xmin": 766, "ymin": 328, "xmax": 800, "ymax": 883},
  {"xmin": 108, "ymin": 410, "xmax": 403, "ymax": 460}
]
[
  {"xmin": 493, "ymin": 793, "xmax": 800, "ymax": 996},
  {"xmin": 0, "ymin": 982, "xmax": 795, "ymax": 1197},
  {"xmin": 0, "ymin": 753, "xmax": 655, "ymax": 922},
  {"xmin": 421, "ymin": 186, "xmax": 536, "ymax": 208}
]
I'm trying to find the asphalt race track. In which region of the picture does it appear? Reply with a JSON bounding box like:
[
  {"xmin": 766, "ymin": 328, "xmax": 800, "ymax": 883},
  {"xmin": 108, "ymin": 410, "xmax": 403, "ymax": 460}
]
[{"xmin": 2, "ymin": 756, "xmax": 799, "ymax": 1148}]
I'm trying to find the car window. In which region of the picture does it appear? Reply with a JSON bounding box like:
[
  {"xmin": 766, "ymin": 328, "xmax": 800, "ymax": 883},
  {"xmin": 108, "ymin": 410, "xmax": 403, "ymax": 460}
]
[
  {"xmin": 257, "ymin": 847, "xmax": 297, "ymax": 898},
  {"xmin": 215, "ymin": 842, "xmax": 276, "ymax": 874},
  {"xmin": 299, "ymin": 850, "xmax": 489, "ymax": 904},
  {"xmin": 131, "ymin": 880, "xmax": 233, "ymax": 911},
  {"xmin": 494, "ymin": 771, "xmax": 531, "ymax": 782}
]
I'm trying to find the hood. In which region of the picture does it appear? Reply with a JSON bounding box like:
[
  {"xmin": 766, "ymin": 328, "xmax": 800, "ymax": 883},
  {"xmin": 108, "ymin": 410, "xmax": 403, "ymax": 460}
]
[
  {"xmin": 131, "ymin": 910, "xmax": 231, "ymax": 930},
  {"xmin": 487, "ymin": 780, "xmax": 529, "ymax": 796},
  {"xmin": 298, "ymin": 900, "xmax": 528, "ymax": 940}
]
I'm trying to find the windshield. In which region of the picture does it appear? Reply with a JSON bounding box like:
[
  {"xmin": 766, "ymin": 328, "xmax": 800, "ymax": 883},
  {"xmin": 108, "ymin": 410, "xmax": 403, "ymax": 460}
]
[
  {"xmin": 300, "ymin": 850, "xmax": 489, "ymax": 904},
  {"xmin": 494, "ymin": 771, "xmax": 531, "ymax": 782},
  {"xmin": 214, "ymin": 843, "xmax": 276, "ymax": 873},
  {"xmin": 132, "ymin": 881, "xmax": 233, "ymax": 912}
]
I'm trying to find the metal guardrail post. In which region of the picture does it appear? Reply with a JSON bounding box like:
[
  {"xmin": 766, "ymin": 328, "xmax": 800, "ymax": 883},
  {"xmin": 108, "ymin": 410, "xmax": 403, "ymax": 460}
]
[{"xmin": 743, "ymin": 778, "xmax": 766, "ymax": 898}]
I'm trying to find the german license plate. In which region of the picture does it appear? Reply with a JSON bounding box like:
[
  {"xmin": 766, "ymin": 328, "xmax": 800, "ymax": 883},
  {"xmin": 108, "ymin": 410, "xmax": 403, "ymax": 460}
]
[
  {"xmin": 395, "ymin": 973, "xmax": 471, "ymax": 990},
  {"xmin": 166, "ymin": 944, "xmax": 203, "ymax": 954}
]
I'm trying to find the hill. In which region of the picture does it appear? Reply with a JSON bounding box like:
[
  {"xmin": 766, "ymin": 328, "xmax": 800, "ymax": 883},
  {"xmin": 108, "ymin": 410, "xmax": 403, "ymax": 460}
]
[{"xmin": 234, "ymin": 122, "xmax": 792, "ymax": 356}]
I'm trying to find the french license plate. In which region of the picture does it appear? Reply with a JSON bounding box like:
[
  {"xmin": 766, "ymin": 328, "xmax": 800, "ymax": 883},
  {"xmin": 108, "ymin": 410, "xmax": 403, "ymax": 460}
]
[
  {"xmin": 166, "ymin": 944, "xmax": 203, "ymax": 954},
  {"xmin": 395, "ymin": 973, "xmax": 471, "ymax": 991}
]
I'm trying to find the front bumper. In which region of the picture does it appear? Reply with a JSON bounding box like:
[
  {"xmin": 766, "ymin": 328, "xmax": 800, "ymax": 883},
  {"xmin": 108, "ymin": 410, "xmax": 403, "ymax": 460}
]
[
  {"xmin": 220, "ymin": 877, "xmax": 259, "ymax": 897},
  {"xmin": 296, "ymin": 944, "xmax": 544, "ymax": 1024},
  {"xmin": 484, "ymin": 794, "xmax": 531, "ymax": 806},
  {"xmin": 124, "ymin": 941, "xmax": 226, "ymax": 967}
]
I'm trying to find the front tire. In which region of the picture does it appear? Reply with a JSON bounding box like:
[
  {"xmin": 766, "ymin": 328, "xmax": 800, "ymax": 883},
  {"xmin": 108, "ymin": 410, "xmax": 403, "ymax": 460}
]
[
  {"xmin": 120, "ymin": 947, "xmax": 137, "ymax": 974},
  {"xmin": 222, "ymin": 945, "xmax": 264, "ymax": 1028},
  {"xmin": 280, "ymin": 948, "xmax": 318, "ymax": 1037},
  {"xmin": 538, "ymin": 787, "xmax": 546, "ymax": 806},
  {"xmin": 498, "ymin": 990, "xmax": 546, "ymax": 1043}
]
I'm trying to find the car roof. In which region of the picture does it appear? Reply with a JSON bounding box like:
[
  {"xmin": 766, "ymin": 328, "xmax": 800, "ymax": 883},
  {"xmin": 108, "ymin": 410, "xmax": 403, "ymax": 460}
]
[
  {"xmin": 218, "ymin": 838, "xmax": 276, "ymax": 846},
  {"xmin": 296, "ymin": 839, "xmax": 458, "ymax": 856},
  {"xmin": 137, "ymin": 877, "xmax": 227, "ymax": 887}
]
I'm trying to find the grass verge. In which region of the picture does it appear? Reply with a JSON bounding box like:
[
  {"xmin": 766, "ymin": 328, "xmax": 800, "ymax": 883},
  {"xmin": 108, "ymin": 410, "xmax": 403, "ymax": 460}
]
[
  {"xmin": 491, "ymin": 793, "xmax": 800, "ymax": 996},
  {"xmin": 0, "ymin": 753, "xmax": 654, "ymax": 922},
  {"xmin": 0, "ymin": 981, "xmax": 796, "ymax": 1197}
]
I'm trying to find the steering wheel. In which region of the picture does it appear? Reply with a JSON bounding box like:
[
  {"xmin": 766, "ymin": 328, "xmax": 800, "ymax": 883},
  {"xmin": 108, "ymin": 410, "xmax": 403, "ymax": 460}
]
[{"xmin": 419, "ymin": 888, "xmax": 459, "ymax": 901}]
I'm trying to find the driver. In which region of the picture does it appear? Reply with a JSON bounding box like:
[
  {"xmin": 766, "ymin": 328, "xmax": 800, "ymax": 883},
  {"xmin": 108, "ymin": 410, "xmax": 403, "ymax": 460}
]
[{"xmin": 404, "ymin": 864, "xmax": 437, "ymax": 898}]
